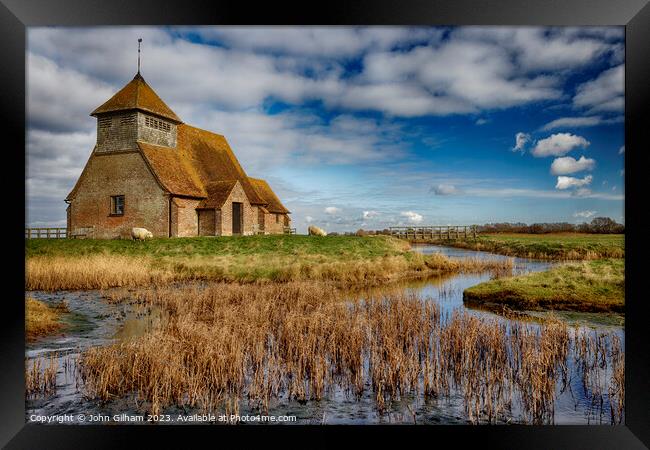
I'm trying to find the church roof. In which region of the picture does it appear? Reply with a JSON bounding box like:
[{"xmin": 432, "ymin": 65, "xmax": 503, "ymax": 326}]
[
  {"xmin": 248, "ymin": 177, "xmax": 290, "ymax": 214},
  {"xmin": 90, "ymin": 73, "xmax": 182, "ymax": 123},
  {"xmin": 137, "ymin": 124, "xmax": 267, "ymax": 206},
  {"xmin": 197, "ymin": 180, "xmax": 239, "ymax": 209}
]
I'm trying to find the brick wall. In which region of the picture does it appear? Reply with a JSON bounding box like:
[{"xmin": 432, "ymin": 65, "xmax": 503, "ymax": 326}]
[
  {"xmin": 68, "ymin": 151, "xmax": 168, "ymax": 239},
  {"xmin": 264, "ymin": 212, "xmax": 286, "ymax": 234},
  {"xmin": 250, "ymin": 205, "xmax": 262, "ymax": 234},
  {"xmin": 198, "ymin": 209, "xmax": 216, "ymax": 236},
  {"xmin": 218, "ymin": 182, "xmax": 254, "ymax": 236},
  {"xmin": 171, "ymin": 197, "xmax": 201, "ymax": 237}
]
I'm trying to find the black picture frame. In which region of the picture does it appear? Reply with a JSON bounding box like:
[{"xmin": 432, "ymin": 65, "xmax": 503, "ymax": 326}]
[{"xmin": 3, "ymin": 0, "xmax": 649, "ymax": 447}]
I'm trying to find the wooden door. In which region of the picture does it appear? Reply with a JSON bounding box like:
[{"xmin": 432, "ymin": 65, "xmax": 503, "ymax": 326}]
[{"xmin": 232, "ymin": 202, "xmax": 242, "ymax": 235}]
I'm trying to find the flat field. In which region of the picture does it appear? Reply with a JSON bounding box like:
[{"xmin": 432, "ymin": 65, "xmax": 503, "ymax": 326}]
[{"xmin": 447, "ymin": 233, "xmax": 624, "ymax": 260}]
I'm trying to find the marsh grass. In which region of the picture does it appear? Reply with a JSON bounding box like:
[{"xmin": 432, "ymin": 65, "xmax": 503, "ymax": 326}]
[
  {"xmin": 76, "ymin": 282, "xmax": 623, "ymax": 424},
  {"xmin": 573, "ymin": 329, "xmax": 625, "ymax": 424},
  {"xmin": 27, "ymin": 248, "xmax": 514, "ymax": 291},
  {"xmin": 25, "ymin": 298, "xmax": 68, "ymax": 340},
  {"xmin": 445, "ymin": 233, "xmax": 624, "ymax": 260},
  {"xmin": 26, "ymin": 354, "xmax": 58, "ymax": 398}
]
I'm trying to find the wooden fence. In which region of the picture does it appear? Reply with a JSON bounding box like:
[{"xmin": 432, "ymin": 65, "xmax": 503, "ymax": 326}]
[
  {"xmin": 389, "ymin": 225, "xmax": 477, "ymax": 241},
  {"xmin": 25, "ymin": 227, "xmax": 67, "ymax": 239},
  {"xmin": 284, "ymin": 227, "xmax": 297, "ymax": 235}
]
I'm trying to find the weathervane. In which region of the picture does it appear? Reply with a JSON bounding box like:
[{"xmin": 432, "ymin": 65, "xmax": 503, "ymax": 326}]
[{"xmin": 137, "ymin": 38, "xmax": 142, "ymax": 74}]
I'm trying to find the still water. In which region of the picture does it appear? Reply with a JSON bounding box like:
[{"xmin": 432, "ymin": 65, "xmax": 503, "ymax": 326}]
[{"xmin": 26, "ymin": 245, "xmax": 624, "ymax": 425}]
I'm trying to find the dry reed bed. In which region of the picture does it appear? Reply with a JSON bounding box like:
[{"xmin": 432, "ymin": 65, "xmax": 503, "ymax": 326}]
[
  {"xmin": 25, "ymin": 297, "xmax": 69, "ymax": 340},
  {"xmin": 26, "ymin": 355, "xmax": 58, "ymax": 398},
  {"xmin": 26, "ymin": 252, "xmax": 514, "ymax": 291},
  {"xmin": 76, "ymin": 282, "xmax": 624, "ymax": 424}
]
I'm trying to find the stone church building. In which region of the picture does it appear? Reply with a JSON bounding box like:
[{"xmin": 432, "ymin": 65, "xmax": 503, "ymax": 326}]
[{"xmin": 66, "ymin": 72, "xmax": 291, "ymax": 238}]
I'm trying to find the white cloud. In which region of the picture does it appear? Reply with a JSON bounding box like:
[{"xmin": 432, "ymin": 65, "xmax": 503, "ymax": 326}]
[
  {"xmin": 27, "ymin": 53, "xmax": 114, "ymax": 132},
  {"xmin": 556, "ymin": 175, "xmax": 593, "ymax": 190},
  {"xmin": 532, "ymin": 133, "xmax": 590, "ymax": 157},
  {"xmin": 475, "ymin": 118, "xmax": 488, "ymax": 125},
  {"xmin": 513, "ymin": 132, "xmax": 531, "ymax": 152},
  {"xmin": 573, "ymin": 64, "xmax": 624, "ymax": 112},
  {"xmin": 27, "ymin": 26, "xmax": 621, "ymax": 122},
  {"xmin": 190, "ymin": 27, "xmax": 439, "ymax": 58},
  {"xmin": 431, "ymin": 184, "xmax": 462, "ymax": 195},
  {"xmin": 362, "ymin": 210, "xmax": 379, "ymax": 219},
  {"xmin": 463, "ymin": 187, "xmax": 621, "ymax": 200},
  {"xmin": 184, "ymin": 110, "xmax": 408, "ymax": 171},
  {"xmin": 619, "ymin": 145, "xmax": 625, "ymax": 154},
  {"xmin": 574, "ymin": 210, "xmax": 597, "ymax": 218},
  {"xmin": 541, "ymin": 116, "xmax": 601, "ymax": 131},
  {"xmin": 550, "ymin": 156, "xmax": 596, "ymax": 175},
  {"xmin": 305, "ymin": 216, "xmax": 314, "ymax": 223},
  {"xmin": 324, "ymin": 206, "xmax": 341, "ymax": 215},
  {"xmin": 573, "ymin": 187, "xmax": 593, "ymax": 197},
  {"xmin": 401, "ymin": 211, "xmax": 423, "ymax": 223}
]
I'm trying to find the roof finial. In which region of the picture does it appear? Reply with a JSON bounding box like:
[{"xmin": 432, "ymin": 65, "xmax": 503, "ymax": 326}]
[{"xmin": 137, "ymin": 38, "xmax": 142, "ymax": 74}]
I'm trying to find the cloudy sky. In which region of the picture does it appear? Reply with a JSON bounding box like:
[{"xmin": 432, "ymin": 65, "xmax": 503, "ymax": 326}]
[{"xmin": 26, "ymin": 26, "xmax": 625, "ymax": 232}]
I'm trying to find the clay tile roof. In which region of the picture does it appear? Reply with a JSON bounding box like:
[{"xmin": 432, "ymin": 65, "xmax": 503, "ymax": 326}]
[
  {"xmin": 136, "ymin": 125, "xmax": 268, "ymax": 206},
  {"xmin": 138, "ymin": 141, "xmax": 205, "ymax": 197},
  {"xmin": 175, "ymin": 125, "xmax": 267, "ymax": 205},
  {"xmin": 197, "ymin": 180, "xmax": 238, "ymax": 209},
  {"xmin": 91, "ymin": 73, "xmax": 182, "ymax": 123},
  {"xmin": 248, "ymin": 177, "xmax": 290, "ymax": 214}
]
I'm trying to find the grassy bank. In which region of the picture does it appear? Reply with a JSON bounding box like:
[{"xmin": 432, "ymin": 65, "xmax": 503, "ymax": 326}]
[
  {"xmin": 26, "ymin": 298, "xmax": 68, "ymax": 340},
  {"xmin": 441, "ymin": 233, "xmax": 624, "ymax": 260},
  {"xmin": 26, "ymin": 235, "xmax": 514, "ymax": 290},
  {"xmin": 464, "ymin": 259, "xmax": 624, "ymax": 313}
]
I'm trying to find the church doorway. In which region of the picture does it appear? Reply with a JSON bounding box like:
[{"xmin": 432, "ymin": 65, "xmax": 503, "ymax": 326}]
[{"xmin": 232, "ymin": 202, "xmax": 243, "ymax": 235}]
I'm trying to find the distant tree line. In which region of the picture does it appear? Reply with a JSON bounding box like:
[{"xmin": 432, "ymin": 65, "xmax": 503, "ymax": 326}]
[
  {"xmin": 339, "ymin": 217, "xmax": 624, "ymax": 236},
  {"xmin": 474, "ymin": 217, "xmax": 624, "ymax": 234}
]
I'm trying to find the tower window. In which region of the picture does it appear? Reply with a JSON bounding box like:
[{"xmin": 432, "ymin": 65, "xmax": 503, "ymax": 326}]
[
  {"xmin": 120, "ymin": 114, "xmax": 136, "ymax": 125},
  {"xmin": 98, "ymin": 117, "xmax": 112, "ymax": 129},
  {"xmin": 110, "ymin": 195, "xmax": 125, "ymax": 216},
  {"xmin": 145, "ymin": 116, "xmax": 171, "ymax": 132}
]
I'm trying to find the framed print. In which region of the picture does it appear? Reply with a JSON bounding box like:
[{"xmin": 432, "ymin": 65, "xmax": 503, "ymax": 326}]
[{"xmin": 2, "ymin": 0, "xmax": 649, "ymax": 448}]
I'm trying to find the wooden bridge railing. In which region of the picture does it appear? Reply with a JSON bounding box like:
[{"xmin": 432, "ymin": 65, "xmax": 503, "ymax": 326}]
[
  {"xmin": 389, "ymin": 225, "xmax": 477, "ymax": 240},
  {"xmin": 25, "ymin": 227, "xmax": 67, "ymax": 239}
]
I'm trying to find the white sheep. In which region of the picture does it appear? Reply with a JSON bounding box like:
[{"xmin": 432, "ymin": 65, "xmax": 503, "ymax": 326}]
[
  {"xmin": 131, "ymin": 227, "xmax": 153, "ymax": 241},
  {"xmin": 308, "ymin": 225, "xmax": 327, "ymax": 236}
]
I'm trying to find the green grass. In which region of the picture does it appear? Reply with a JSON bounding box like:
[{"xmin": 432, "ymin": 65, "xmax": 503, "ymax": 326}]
[
  {"xmin": 447, "ymin": 233, "xmax": 624, "ymax": 260},
  {"xmin": 463, "ymin": 259, "xmax": 624, "ymax": 313},
  {"xmin": 26, "ymin": 235, "xmax": 408, "ymax": 259},
  {"xmin": 26, "ymin": 235, "xmax": 518, "ymax": 290}
]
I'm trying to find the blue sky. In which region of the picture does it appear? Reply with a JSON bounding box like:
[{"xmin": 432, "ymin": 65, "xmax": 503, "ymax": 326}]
[{"xmin": 26, "ymin": 26, "xmax": 625, "ymax": 233}]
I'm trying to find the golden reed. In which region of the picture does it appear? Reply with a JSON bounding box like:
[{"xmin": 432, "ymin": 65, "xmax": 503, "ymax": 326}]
[
  {"xmin": 26, "ymin": 252, "xmax": 514, "ymax": 291},
  {"xmin": 75, "ymin": 282, "xmax": 623, "ymax": 424}
]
